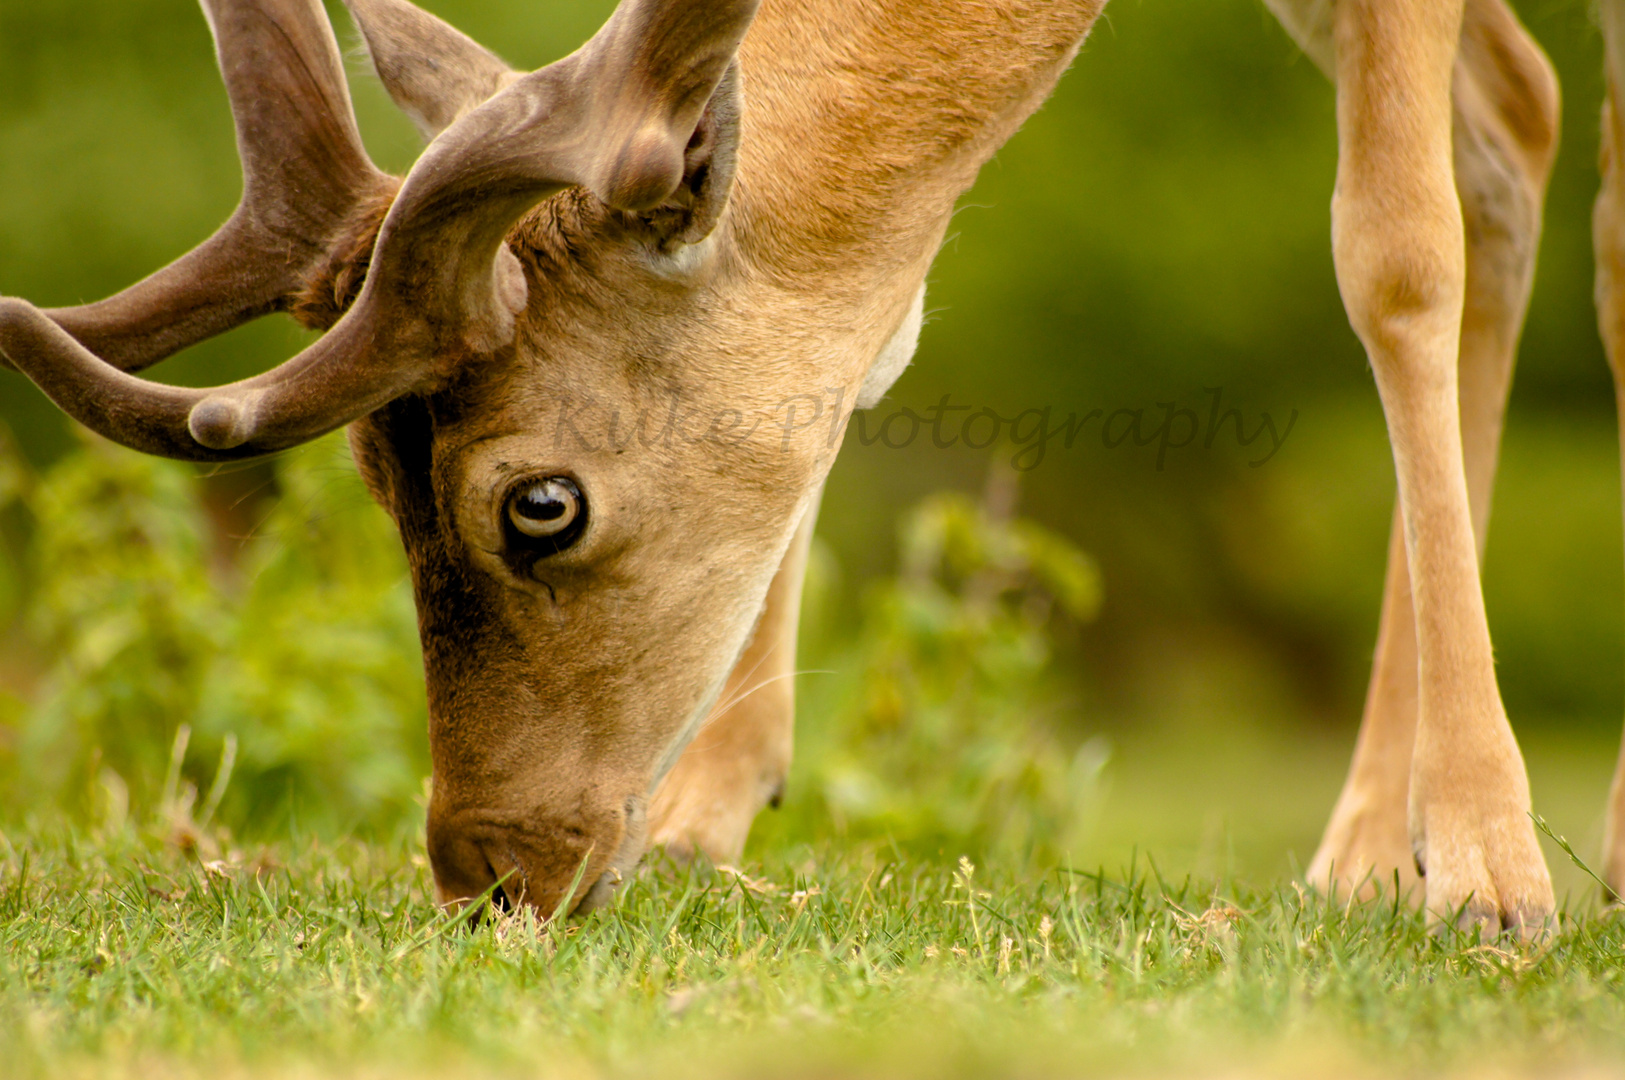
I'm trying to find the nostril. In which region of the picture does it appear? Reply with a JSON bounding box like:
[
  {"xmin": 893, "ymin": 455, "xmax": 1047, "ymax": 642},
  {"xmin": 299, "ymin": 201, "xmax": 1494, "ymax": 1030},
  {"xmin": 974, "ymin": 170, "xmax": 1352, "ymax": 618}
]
[{"xmin": 482, "ymin": 850, "xmax": 516, "ymax": 914}]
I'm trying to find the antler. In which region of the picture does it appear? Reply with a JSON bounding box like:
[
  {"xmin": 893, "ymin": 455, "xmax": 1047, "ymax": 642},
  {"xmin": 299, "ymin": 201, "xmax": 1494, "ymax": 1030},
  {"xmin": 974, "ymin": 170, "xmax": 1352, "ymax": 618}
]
[
  {"xmin": 0, "ymin": 0, "xmax": 760, "ymax": 462},
  {"xmin": 39, "ymin": 0, "xmax": 394, "ymax": 375}
]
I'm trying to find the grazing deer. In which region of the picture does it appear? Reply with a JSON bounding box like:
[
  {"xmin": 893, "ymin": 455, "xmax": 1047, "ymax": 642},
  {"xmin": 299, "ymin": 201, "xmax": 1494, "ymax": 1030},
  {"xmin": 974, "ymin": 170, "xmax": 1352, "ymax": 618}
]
[{"xmin": 0, "ymin": 0, "xmax": 1589, "ymax": 934}]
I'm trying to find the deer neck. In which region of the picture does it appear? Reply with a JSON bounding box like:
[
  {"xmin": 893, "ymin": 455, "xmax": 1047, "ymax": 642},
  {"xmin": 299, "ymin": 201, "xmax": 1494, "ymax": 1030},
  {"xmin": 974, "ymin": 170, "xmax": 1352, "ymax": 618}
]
[{"xmin": 722, "ymin": 0, "xmax": 1107, "ymax": 403}]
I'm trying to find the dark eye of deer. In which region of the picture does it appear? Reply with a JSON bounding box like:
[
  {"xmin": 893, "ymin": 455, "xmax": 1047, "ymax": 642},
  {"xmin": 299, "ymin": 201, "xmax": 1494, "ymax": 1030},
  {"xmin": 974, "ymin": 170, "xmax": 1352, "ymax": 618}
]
[{"xmin": 505, "ymin": 477, "xmax": 585, "ymax": 555}]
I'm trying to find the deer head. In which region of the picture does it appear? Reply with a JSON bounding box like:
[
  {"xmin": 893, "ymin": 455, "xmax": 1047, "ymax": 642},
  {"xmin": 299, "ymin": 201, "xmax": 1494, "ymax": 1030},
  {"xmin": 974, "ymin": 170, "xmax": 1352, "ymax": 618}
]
[{"xmin": 0, "ymin": 0, "xmax": 1099, "ymax": 913}]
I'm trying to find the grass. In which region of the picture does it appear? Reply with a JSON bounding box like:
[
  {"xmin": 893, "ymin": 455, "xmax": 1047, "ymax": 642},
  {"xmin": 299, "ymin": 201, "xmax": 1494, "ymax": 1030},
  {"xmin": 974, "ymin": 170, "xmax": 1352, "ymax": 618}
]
[{"xmin": 6, "ymin": 813, "xmax": 1625, "ymax": 1080}]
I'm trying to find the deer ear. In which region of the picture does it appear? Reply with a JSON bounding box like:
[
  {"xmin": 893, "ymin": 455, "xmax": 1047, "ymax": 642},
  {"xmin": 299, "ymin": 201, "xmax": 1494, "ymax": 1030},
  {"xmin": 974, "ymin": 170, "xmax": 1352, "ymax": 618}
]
[
  {"xmin": 660, "ymin": 63, "xmax": 743, "ymax": 248},
  {"xmin": 342, "ymin": 0, "xmax": 515, "ymax": 140}
]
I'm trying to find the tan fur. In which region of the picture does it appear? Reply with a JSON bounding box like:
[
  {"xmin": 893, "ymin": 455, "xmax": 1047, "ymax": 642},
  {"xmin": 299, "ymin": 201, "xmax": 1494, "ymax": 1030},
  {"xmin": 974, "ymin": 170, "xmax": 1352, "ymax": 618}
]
[
  {"xmin": 732, "ymin": 0, "xmax": 1099, "ymax": 282},
  {"xmin": 1317, "ymin": 0, "xmax": 1555, "ymax": 935},
  {"xmin": 1309, "ymin": 0, "xmax": 1560, "ymax": 911},
  {"xmin": 647, "ymin": 496, "xmax": 818, "ymax": 859}
]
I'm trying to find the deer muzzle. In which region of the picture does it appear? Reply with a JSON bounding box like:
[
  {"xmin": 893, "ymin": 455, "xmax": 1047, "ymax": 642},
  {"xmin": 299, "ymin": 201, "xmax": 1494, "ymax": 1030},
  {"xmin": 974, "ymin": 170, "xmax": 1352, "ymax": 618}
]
[{"xmin": 426, "ymin": 793, "xmax": 646, "ymax": 918}]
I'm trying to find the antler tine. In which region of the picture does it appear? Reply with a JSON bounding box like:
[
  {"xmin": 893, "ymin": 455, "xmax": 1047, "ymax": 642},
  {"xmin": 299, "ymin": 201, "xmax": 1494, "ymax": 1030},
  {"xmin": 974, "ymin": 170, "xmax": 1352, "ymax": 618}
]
[
  {"xmin": 0, "ymin": 0, "xmax": 761, "ymax": 461},
  {"xmin": 38, "ymin": 0, "xmax": 393, "ymax": 374},
  {"xmin": 335, "ymin": 0, "xmax": 763, "ymax": 344},
  {"xmin": 0, "ymin": 297, "xmax": 416, "ymax": 461},
  {"xmin": 343, "ymin": 0, "xmax": 518, "ymax": 140},
  {"xmin": 563, "ymin": 0, "xmax": 762, "ymax": 212}
]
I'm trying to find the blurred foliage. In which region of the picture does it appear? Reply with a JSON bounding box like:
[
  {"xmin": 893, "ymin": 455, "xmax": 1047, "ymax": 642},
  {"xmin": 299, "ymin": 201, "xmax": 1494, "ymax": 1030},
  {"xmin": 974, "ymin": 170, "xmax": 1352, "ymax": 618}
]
[
  {"xmin": 0, "ymin": 416, "xmax": 1114, "ymax": 858},
  {"xmin": 0, "ymin": 432, "xmax": 428, "ymax": 838},
  {"xmin": 788, "ymin": 480, "xmax": 1109, "ymax": 860}
]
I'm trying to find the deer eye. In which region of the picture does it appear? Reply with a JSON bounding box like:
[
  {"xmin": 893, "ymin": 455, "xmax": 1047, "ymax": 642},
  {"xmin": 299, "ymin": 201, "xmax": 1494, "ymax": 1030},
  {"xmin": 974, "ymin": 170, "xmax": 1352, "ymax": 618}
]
[{"xmin": 504, "ymin": 477, "xmax": 586, "ymax": 555}]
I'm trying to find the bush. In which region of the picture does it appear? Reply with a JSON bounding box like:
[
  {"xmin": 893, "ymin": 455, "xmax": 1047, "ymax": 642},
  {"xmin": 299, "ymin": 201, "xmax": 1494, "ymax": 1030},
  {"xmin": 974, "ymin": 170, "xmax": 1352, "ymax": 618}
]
[
  {"xmin": 789, "ymin": 481, "xmax": 1108, "ymax": 861},
  {"xmin": 1, "ymin": 433, "xmax": 1105, "ymax": 859},
  {"xmin": 0, "ymin": 431, "xmax": 427, "ymax": 839}
]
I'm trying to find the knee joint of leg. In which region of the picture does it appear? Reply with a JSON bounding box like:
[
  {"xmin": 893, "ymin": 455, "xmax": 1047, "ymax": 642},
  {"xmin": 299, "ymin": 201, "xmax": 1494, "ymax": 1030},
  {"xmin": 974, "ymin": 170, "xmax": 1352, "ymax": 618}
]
[{"xmin": 1335, "ymin": 239, "xmax": 1464, "ymax": 359}]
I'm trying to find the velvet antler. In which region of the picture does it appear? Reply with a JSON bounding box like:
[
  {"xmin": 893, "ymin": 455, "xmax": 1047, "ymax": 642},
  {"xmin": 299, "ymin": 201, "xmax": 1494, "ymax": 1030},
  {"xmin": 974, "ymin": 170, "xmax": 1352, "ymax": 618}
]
[{"xmin": 0, "ymin": 0, "xmax": 759, "ymax": 461}]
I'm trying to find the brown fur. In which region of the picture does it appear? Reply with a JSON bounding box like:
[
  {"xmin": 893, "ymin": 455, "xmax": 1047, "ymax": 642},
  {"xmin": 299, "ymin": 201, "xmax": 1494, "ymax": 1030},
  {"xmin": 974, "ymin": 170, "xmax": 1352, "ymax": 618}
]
[{"xmin": 290, "ymin": 185, "xmax": 402, "ymax": 331}]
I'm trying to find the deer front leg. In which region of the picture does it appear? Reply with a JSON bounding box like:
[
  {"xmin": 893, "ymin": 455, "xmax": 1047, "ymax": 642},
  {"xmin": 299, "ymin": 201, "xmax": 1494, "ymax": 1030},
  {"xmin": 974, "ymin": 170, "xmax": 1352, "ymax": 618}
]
[
  {"xmin": 1330, "ymin": 0, "xmax": 1553, "ymax": 935},
  {"xmin": 1594, "ymin": 0, "xmax": 1625, "ymax": 900},
  {"xmin": 1309, "ymin": 506, "xmax": 1424, "ymax": 900},
  {"xmin": 647, "ymin": 495, "xmax": 819, "ymax": 864},
  {"xmin": 1309, "ymin": 0, "xmax": 1558, "ymax": 903}
]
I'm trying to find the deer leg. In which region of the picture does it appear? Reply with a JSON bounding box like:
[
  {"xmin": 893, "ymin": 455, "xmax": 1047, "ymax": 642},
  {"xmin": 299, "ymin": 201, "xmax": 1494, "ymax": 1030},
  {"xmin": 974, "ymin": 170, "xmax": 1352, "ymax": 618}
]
[
  {"xmin": 1594, "ymin": 0, "xmax": 1625, "ymax": 901},
  {"xmin": 646, "ymin": 495, "xmax": 819, "ymax": 863},
  {"xmin": 1309, "ymin": 506, "xmax": 1424, "ymax": 899},
  {"xmin": 1309, "ymin": 0, "xmax": 1559, "ymax": 903},
  {"xmin": 1328, "ymin": 0, "xmax": 1553, "ymax": 936}
]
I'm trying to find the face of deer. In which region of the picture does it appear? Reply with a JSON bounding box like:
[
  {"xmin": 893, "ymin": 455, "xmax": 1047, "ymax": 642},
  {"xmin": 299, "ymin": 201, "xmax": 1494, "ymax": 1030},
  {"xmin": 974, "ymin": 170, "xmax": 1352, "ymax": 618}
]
[
  {"xmin": 0, "ymin": 0, "xmax": 876, "ymax": 914},
  {"xmin": 355, "ymin": 216, "xmax": 842, "ymax": 912}
]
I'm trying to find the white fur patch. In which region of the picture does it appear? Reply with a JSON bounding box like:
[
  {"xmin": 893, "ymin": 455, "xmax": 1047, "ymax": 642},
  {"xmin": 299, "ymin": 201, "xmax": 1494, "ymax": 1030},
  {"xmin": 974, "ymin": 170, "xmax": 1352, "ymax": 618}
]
[
  {"xmin": 856, "ymin": 284, "xmax": 926, "ymax": 410},
  {"xmin": 648, "ymin": 233, "xmax": 719, "ymax": 279}
]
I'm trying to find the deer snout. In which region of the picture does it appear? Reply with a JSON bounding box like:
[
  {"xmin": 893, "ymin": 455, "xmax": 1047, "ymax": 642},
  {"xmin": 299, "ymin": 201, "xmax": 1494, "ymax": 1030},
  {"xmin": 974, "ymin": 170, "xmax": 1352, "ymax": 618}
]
[{"xmin": 425, "ymin": 797, "xmax": 644, "ymax": 918}]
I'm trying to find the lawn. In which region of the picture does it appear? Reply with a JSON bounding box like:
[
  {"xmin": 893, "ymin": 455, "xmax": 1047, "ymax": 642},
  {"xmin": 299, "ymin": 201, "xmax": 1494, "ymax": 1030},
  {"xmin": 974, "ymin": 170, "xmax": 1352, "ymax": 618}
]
[{"xmin": 6, "ymin": 726, "xmax": 1625, "ymax": 1080}]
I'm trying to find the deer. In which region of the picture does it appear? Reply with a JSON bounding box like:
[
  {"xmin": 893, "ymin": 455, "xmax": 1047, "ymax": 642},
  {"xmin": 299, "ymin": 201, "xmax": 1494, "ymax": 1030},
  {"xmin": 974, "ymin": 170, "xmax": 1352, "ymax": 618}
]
[{"xmin": 0, "ymin": 0, "xmax": 1597, "ymax": 936}]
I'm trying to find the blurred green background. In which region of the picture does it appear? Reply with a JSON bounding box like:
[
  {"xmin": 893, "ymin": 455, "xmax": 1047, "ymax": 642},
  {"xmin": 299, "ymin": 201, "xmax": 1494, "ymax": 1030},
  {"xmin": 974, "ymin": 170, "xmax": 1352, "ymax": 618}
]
[{"xmin": 2, "ymin": 0, "xmax": 1624, "ymax": 893}]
